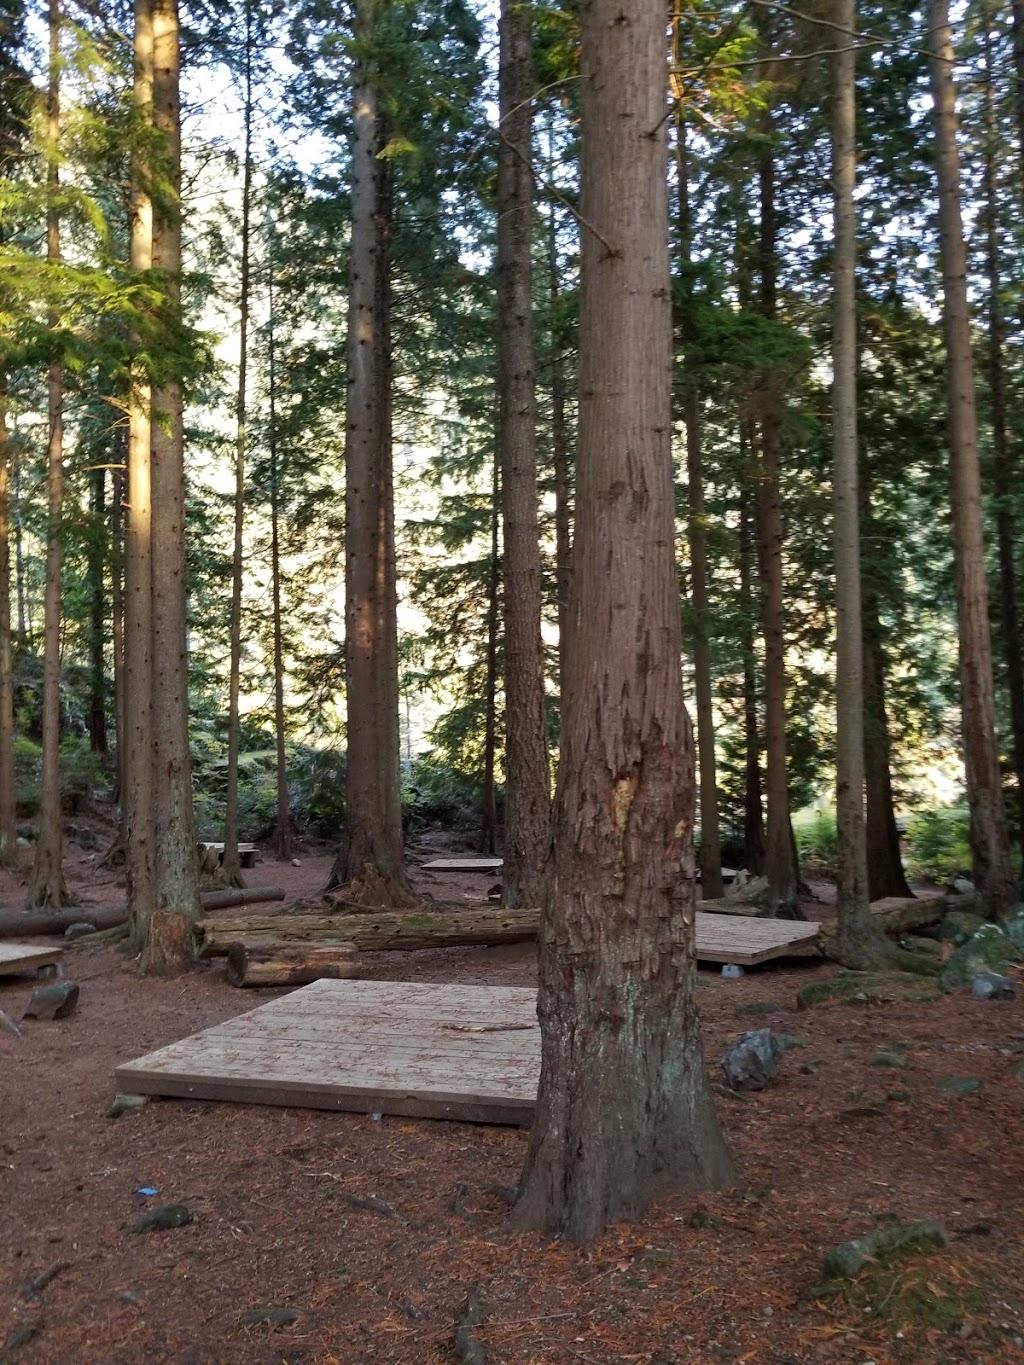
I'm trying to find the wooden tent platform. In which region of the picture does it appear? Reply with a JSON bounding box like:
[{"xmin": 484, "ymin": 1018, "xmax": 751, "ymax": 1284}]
[
  {"xmin": 694, "ymin": 911, "xmax": 820, "ymax": 965},
  {"xmin": 0, "ymin": 942, "xmax": 63, "ymax": 976},
  {"xmin": 116, "ymin": 980, "xmax": 539, "ymax": 1124},
  {"xmin": 420, "ymin": 857, "xmax": 504, "ymax": 872}
]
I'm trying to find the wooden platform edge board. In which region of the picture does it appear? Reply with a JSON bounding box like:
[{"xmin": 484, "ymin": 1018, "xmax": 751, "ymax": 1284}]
[
  {"xmin": 0, "ymin": 942, "xmax": 64, "ymax": 973},
  {"xmin": 111, "ymin": 1063, "xmax": 535, "ymax": 1125}
]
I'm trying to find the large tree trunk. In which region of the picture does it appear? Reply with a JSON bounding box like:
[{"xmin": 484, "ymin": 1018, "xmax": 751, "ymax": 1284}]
[
  {"xmin": 27, "ymin": 0, "xmax": 67, "ymax": 911},
  {"xmin": 110, "ymin": 429, "xmax": 127, "ymax": 811},
  {"xmin": 222, "ymin": 5, "xmax": 254, "ymax": 891},
  {"xmin": 754, "ymin": 128, "xmax": 797, "ymax": 915},
  {"xmin": 509, "ymin": 0, "xmax": 733, "ymax": 1244},
  {"xmin": 927, "ymin": 0, "xmax": 1016, "ymax": 919},
  {"xmin": 981, "ymin": 14, "xmax": 1024, "ymax": 861},
  {"xmin": 141, "ymin": 0, "xmax": 200, "ymax": 973},
  {"xmin": 0, "ymin": 375, "xmax": 16, "ymax": 867},
  {"xmin": 327, "ymin": 1, "xmax": 411, "ymax": 903},
  {"xmin": 497, "ymin": 0, "xmax": 551, "ymax": 909},
  {"xmin": 829, "ymin": 0, "xmax": 882, "ymax": 967},
  {"xmin": 125, "ymin": 0, "xmax": 156, "ymax": 946},
  {"xmin": 265, "ymin": 264, "xmax": 293, "ymax": 861}
]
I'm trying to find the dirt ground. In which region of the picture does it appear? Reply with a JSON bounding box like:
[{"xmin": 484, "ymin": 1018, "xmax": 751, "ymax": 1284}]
[{"xmin": 1, "ymin": 834, "xmax": 1023, "ymax": 1365}]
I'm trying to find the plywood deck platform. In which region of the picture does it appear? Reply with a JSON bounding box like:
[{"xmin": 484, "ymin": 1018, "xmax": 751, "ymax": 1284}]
[
  {"xmin": 0, "ymin": 942, "xmax": 63, "ymax": 976},
  {"xmin": 694, "ymin": 911, "xmax": 820, "ymax": 965},
  {"xmin": 420, "ymin": 857, "xmax": 504, "ymax": 872},
  {"xmin": 116, "ymin": 980, "xmax": 540, "ymax": 1124}
]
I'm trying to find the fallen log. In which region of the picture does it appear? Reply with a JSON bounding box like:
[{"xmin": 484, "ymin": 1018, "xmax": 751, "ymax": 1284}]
[
  {"xmin": 199, "ymin": 886, "xmax": 285, "ymax": 911},
  {"xmin": 818, "ymin": 891, "xmax": 977, "ymax": 943},
  {"xmin": 225, "ymin": 940, "xmax": 360, "ymax": 987},
  {"xmin": 0, "ymin": 885, "xmax": 286, "ymax": 939},
  {"xmin": 0, "ymin": 904, "xmax": 127, "ymax": 937},
  {"xmin": 199, "ymin": 907, "xmax": 541, "ymax": 956}
]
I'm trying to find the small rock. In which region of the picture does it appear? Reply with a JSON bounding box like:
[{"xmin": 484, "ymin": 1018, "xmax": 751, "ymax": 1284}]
[
  {"xmin": 721, "ymin": 1029, "xmax": 782, "ymax": 1090},
  {"xmin": 117, "ymin": 1291, "xmax": 141, "ymax": 1305},
  {"xmin": 936, "ymin": 1076, "xmax": 980, "ymax": 1098},
  {"xmin": 871, "ymin": 1050, "xmax": 907, "ymax": 1068},
  {"xmin": 23, "ymin": 981, "xmax": 78, "ymax": 1021},
  {"xmin": 132, "ymin": 1204, "xmax": 193, "ymax": 1233},
  {"xmin": 240, "ymin": 1307, "xmax": 299, "ymax": 1327},
  {"xmin": 721, "ymin": 964, "xmax": 744, "ymax": 979},
  {"xmin": 949, "ymin": 876, "xmax": 975, "ymax": 895},
  {"xmin": 108, "ymin": 1093, "xmax": 147, "ymax": 1119},
  {"xmin": 290, "ymin": 858, "xmax": 301, "ymax": 867},
  {"xmin": 777, "ymin": 1033, "xmax": 811, "ymax": 1050},
  {"xmin": 821, "ymin": 1218, "xmax": 948, "ymax": 1280},
  {"xmin": 886, "ymin": 1090, "xmax": 911, "ymax": 1102},
  {"xmin": 0, "ymin": 1008, "xmax": 22, "ymax": 1038},
  {"xmin": 36, "ymin": 963, "xmax": 62, "ymax": 979},
  {"xmin": 800, "ymin": 1060, "xmax": 820, "ymax": 1075},
  {"xmin": 971, "ymin": 971, "xmax": 1015, "ymax": 1000},
  {"xmin": 64, "ymin": 922, "xmax": 96, "ymax": 940},
  {"xmin": 2, "ymin": 1321, "xmax": 38, "ymax": 1351}
]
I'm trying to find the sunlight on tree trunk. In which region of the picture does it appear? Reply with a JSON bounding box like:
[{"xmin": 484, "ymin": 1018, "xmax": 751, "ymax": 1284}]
[
  {"xmin": 509, "ymin": 0, "xmax": 734, "ymax": 1243},
  {"xmin": 0, "ymin": 378, "xmax": 17, "ymax": 868}
]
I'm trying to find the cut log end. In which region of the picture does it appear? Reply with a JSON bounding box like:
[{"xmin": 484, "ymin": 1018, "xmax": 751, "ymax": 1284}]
[{"xmin": 225, "ymin": 939, "xmax": 360, "ymax": 988}]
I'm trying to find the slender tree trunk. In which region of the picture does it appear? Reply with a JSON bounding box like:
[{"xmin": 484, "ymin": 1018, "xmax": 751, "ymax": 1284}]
[
  {"xmin": 88, "ymin": 466, "xmax": 107, "ymax": 754},
  {"xmin": 110, "ymin": 428, "xmax": 126, "ymax": 810},
  {"xmin": 739, "ymin": 474, "xmax": 765, "ymax": 876},
  {"xmin": 981, "ymin": 14, "xmax": 1024, "ymax": 860},
  {"xmin": 676, "ymin": 117, "xmax": 723, "ymax": 900},
  {"xmin": 266, "ymin": 263, "xmax": 293, "ymax": 860},
  {"xmin": 862, "ymin": 584, "xmax": 912, "ymax": 898},
  {"xmin": 125, "ymin": 0, "xmax": 155, "ymax": 944},
  {"xmin": 510, "ymin": 0, "xmax": 733, "ymax": 1243},
  {"xmin": 928, "ymin": 0, "xmax": 1016, "ymax": 919},
  {"xmin": 497, "ymin": 0, "xmax": 550, "ymax": 908},
  {"xmin": 327, "ymin": 0, "xmax": 412, "ymax": 903},
  {"xmin": 27, "ymin": 0, "xmax": 67, "ymax": 910},
  {"xmin": 830, "ymin": 0, "xmax": 884, "ymax": 964},
  {"xmin": 0, "ymin": 376, "xmax": 16, "ymax": 867},
  {"xmin": 546, "ymin": 122, "xmax": 572, "ymax": 706},
  {"xmin": 13, "ymin": 449, "xmax": 26, "ymax": 646},
  {"xmin": 141, "ymin": 0, "xmax": 200, "ymax": 972},
  {"xmin": 222, "ymin": 7, "xmax": 254, "ymax": 890},
  {"xmin": 480, "ymin": 456, "xmax": 499, "ymax": 858},
  {"xmin": 754, "ymin": 129, "xmax": 797, "ymax": 915}
]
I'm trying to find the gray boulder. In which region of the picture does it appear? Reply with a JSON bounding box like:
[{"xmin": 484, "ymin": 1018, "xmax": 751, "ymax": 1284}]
[
  {"xmin": 721, "ymin": 1029, "xmax": 782, "ymax": 1090},
  {"xmin": 971, "ymin": 970, "xmax": 1015, "ymax": 1000},
  {"xmin": 23, "ymin": 981, "xmax": 79, "ymax": 1021}
]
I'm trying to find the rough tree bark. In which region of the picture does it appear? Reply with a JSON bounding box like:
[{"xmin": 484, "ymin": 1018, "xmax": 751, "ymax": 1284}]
[
  {"xmin": 480, "ymin": 457, "xmax": 499, "ymax": 857},
  {"xmin": 928, "ymin": 0, "xmax": 1016, "ymax": 919},
  {"xmin": 326, "ymin": 0, "xmax": 412, "ymax": 904},
  {"xmin": 27, "ymin": 0, "xmax": 68, "ymax": 910},
  {"xmin": 124, "ymin": 0, "xmax": 156, "ymax": 945},
  {"xmin": 509, "ymin": 0, "xmax": 734, "ymax": 1243},
  {"xmin": 738, "ymin": 474, "xmax": 765, "ymax": 876},
  {"xmin": 545, "ymin": 119, "xmax": 572, "ymax": 705},
  {"xmin": 980, "ymin": 13, "xmax": 1024, "ymax": 859},
  {"xmin": 862, "ymin": 586, "xmax": 912, "ymax": 899},
  {"xmin": 140, "ymin": 0, "xmax": 201, "ymax": 972},
  {"xmin": 87, "ymin": 468, "xmax": 107, "ymax": 754},
  {"xmin": 497, "ymin": 0, "xmax": 551, "ymax": 908},
  {"xmin": 222, "ymin": 0, "xmax": 255, "ymax": 890},
  {"xmin": 829, "ymin": 0, "xmax": 884, "ymax": 967}
]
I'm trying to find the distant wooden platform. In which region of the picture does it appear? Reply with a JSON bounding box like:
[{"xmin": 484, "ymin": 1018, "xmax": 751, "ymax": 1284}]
[
  {"xmin": 0, "ymin": 942, "xmax": 63, "ymax": 975},
  {"xmin": 694, "ymin": 911, "xmax": 820, "ymax": 965},
  {"xmin": 116, "ymin": 980, "xmax": 540, "ymax": 1124},
  {"xmin": 420, "ymin": 857, "xmax": 504, "ymax": 872},
  {"xmin": 199, "ymin": 841, "xmax": 257, "ymax": 869}
]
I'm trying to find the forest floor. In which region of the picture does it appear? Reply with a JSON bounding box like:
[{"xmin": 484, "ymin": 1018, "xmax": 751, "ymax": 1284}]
[{"xmin": 1, "ymin": 823, "xmax": 1023, "ymax": 1365}]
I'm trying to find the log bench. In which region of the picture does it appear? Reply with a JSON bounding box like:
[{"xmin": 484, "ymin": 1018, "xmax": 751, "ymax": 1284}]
[{"xmin": 225, "ymin": 939, "xmax": 359, "ymax": 987}]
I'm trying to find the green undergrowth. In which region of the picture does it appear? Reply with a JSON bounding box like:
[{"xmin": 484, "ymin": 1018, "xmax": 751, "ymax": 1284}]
[
  {"xmin": 829, "ymin": 1251, "xmax": 1000, "ymax": 1346},
  {"xmin": 797, "ymin": 971, "xmax": 942, "ymax": 1009}
]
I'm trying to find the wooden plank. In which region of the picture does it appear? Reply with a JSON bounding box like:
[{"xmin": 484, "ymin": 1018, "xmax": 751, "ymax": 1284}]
[
  {"xmin": 0, "ymin": 942, "xmax": 63, "ymax": 975},
  {"xmin": 116, "ymin": 980, "xmax": 541, "ymax": 1125},
  {"xmin": 420, "ymin": 857, "xmax": 504, "ymax": 872},
  {"xmin": 693, "ymin": 912, "xmax": 820, "ymax": 965}
]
